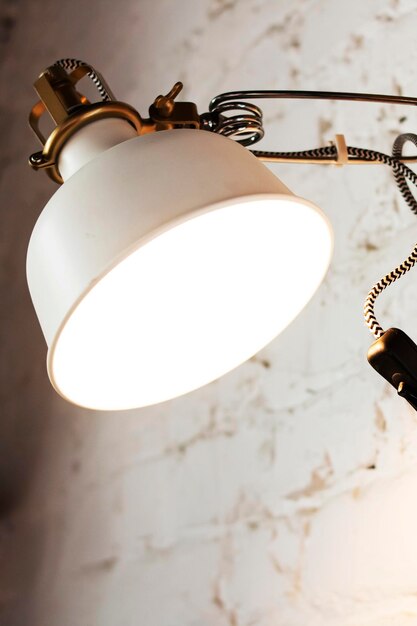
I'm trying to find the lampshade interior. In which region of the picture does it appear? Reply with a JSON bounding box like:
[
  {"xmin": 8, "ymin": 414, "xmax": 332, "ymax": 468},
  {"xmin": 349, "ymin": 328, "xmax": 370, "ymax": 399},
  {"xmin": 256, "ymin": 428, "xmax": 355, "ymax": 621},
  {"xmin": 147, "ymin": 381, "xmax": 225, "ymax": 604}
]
[{"xmin": 48, "ymin": 196, "xmax": 332, "ymax": 410}]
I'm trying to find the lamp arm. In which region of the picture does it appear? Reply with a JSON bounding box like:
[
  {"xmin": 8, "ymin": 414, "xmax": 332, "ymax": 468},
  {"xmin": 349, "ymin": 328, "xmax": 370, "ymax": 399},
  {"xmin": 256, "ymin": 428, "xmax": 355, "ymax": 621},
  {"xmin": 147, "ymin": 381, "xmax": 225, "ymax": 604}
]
[{"xmin": 209, "ymin": 88, "xmax": 417, "ymax": 110}]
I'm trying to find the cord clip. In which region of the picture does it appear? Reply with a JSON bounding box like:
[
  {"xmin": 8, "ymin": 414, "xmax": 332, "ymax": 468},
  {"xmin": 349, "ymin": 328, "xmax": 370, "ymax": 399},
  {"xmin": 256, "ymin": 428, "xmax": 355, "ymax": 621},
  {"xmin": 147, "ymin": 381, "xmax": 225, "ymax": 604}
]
[{"xmin": 334, "ymin": 134, "xmax": 348, "ymax": 166}]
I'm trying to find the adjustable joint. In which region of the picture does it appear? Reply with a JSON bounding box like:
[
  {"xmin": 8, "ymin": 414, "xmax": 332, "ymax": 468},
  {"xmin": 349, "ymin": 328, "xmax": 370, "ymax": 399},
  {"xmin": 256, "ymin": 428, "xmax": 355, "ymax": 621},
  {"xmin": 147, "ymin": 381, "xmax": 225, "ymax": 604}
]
[{"xmin": 148, "ymin": 82, "xmax": 200, "ymax": 131}]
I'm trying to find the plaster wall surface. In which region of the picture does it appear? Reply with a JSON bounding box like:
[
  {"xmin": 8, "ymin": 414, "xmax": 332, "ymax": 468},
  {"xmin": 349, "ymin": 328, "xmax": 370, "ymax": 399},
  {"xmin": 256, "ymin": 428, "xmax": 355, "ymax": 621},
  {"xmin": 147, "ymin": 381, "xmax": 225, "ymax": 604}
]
[{"xmin": 2, "ymin": 1, "xmax": 417, "ymax": 625}]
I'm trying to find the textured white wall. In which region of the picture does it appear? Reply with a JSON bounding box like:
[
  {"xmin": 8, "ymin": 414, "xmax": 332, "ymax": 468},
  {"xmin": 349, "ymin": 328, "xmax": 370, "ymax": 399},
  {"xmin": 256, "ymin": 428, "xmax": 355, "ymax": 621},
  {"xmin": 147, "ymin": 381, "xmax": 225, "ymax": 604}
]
[{"xmin": 2, "ymin": 1, "xmax": 417, "ymax": 625}]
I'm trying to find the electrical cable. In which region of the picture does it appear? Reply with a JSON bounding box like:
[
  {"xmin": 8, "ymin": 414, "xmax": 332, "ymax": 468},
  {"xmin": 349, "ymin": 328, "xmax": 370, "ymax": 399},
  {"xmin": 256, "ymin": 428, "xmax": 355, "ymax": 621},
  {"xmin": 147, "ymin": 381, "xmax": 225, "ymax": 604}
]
[
  {"xmin": 53, "ymin": 58, "xmax": 113, "ymax": 102},
  {"xmin": 364, "ymin": 135, "xmax": 417, "ymax": 339}
]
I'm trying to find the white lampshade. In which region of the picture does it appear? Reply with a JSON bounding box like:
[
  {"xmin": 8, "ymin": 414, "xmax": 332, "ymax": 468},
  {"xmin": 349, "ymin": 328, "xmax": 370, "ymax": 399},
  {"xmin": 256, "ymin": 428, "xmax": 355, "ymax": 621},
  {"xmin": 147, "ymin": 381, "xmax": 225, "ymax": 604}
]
[{"xmin": 27, "ymin": 127, "xmax": 332, "ymax": 410}]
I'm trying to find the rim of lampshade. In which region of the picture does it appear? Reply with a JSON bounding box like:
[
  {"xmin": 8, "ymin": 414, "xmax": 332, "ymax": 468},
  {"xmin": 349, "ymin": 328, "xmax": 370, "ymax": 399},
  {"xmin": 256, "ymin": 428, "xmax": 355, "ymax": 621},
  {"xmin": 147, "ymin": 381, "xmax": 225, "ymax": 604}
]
[{"xmin": 46, "ymin": 192, "xmax": 333, "ymax": 409}]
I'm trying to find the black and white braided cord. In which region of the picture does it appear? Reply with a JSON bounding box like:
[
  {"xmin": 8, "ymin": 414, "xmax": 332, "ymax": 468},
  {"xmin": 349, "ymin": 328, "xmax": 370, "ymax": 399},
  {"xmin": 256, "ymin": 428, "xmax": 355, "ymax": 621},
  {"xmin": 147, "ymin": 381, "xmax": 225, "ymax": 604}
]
[
  {"xmin": 364, "ymin": 245, "xmax": 417, "ymax": 338},
  {"xmin": 362, "ymin": 136, "xmax": 417, "ymax": 338},
  {"xmin": 392, "ymin": 133, "xmax": 417, "ymax": 216},
  {"xmin": 253, "ymin": 143, "xmax": 417, "ymax": 204},
  {"xmin": 54, "ymin": 58, "xmax": 113, "ymax": 101},
  {"xmin": 254, "ymin": 138, "xmax": 417, "ymax": 340}
]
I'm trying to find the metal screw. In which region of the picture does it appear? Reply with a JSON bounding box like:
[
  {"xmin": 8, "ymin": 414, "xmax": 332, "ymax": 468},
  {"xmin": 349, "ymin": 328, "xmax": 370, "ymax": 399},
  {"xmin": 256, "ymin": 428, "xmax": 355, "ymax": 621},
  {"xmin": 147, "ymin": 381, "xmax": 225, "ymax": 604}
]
[{"xmin": 154, "ymin": 82, "xmax": 183, "ymax": 117}]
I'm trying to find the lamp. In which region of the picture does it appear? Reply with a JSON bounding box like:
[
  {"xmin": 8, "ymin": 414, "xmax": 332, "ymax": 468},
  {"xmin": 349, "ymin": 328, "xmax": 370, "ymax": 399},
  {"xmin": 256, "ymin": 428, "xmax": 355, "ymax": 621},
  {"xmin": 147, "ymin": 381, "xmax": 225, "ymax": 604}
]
[{"xmin": 26, "ymin": 59, "xmax": 417, "ymax": 411}]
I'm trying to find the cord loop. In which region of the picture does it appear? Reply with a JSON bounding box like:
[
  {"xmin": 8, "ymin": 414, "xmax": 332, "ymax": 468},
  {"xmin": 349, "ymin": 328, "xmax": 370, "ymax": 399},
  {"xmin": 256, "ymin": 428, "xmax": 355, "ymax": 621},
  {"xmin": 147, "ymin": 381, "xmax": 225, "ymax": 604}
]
[{"xmin": 53, "ymin": 58, "xmax": 114, "ymax": 102}]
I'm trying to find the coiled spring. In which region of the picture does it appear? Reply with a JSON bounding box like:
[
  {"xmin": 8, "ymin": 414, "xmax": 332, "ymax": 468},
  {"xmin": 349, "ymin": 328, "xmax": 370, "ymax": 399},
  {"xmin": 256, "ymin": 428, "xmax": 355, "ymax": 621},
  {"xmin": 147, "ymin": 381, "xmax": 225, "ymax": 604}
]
[{"xmin": 207, "ymin": 95, "xmax": 264, "ymax": 146}]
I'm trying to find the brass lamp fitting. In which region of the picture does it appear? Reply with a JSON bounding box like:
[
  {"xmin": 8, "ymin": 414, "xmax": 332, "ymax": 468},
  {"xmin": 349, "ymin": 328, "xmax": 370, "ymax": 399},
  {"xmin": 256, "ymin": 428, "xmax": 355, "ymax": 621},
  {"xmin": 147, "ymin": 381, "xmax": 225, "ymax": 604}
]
[{"xmin": 28, "ymin": 62, "xmax": 201, "ymax": 184}]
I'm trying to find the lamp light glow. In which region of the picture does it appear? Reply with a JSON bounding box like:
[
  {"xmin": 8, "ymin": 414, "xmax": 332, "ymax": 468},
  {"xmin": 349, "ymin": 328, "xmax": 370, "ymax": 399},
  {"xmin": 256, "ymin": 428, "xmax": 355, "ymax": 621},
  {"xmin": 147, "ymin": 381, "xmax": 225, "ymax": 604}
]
[{"xmin": 49, "ymin": 196, "xmax": 332, "ymax": 410}]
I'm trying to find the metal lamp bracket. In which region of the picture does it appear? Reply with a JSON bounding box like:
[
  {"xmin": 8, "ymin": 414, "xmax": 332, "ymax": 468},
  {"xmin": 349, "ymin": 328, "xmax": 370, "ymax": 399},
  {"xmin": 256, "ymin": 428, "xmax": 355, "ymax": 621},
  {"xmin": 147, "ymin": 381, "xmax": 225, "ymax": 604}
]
[{"xmin": 28, "ymin": 64, "xmax": 200, "ymax": 184}]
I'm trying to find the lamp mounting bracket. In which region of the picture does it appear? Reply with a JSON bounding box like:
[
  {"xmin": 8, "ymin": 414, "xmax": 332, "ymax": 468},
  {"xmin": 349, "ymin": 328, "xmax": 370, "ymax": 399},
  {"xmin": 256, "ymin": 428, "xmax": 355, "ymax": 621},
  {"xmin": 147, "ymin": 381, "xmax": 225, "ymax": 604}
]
[{"xmin": 28, "ymin": 62, "xmax": 201, "ymax": 183}]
